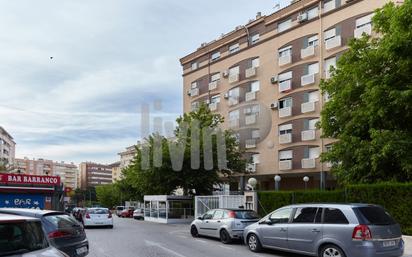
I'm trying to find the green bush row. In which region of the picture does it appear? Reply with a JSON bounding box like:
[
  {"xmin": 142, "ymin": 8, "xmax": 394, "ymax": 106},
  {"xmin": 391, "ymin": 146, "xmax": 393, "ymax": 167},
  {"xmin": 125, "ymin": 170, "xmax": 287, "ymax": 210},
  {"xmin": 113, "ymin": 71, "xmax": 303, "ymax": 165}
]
[{"xmin": 257, "ymin": 182, "xmax": 412, "ymax": 235}]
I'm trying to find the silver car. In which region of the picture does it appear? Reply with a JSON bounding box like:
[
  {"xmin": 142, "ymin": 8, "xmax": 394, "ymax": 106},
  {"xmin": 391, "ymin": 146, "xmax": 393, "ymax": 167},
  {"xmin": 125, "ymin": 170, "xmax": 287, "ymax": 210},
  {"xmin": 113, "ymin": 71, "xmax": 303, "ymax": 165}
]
[
  {"xmin": 244, "ymin": 203, "xmax": 404, "ymax": 257},
  {"xmin": 190, "ymin": 208, "xmax": 259, "ymax": 244}
]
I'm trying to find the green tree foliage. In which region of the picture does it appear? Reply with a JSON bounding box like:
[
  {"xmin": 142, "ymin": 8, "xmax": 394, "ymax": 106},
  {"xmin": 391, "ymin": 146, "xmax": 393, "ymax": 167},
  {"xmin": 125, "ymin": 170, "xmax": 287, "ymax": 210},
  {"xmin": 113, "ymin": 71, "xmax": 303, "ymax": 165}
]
[
  {"xmin": 121, "ymin": 104, "xmax": 245, "ymax": 196},
  {"xmin": 320, "ymin": 1, "xmax": 412, "ymax": 184},
  {"xmin": 95, "ymin": 184, "xmax": 120, "ymax": 208}
]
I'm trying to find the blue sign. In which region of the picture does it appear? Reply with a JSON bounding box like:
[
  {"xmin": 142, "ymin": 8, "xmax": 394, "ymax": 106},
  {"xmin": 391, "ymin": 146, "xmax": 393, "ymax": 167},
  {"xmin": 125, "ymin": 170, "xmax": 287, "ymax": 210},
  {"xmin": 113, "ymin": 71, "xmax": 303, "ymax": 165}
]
[{"xmin": 0, "ymin": 194, "xmax": 45, "ymax": 209}]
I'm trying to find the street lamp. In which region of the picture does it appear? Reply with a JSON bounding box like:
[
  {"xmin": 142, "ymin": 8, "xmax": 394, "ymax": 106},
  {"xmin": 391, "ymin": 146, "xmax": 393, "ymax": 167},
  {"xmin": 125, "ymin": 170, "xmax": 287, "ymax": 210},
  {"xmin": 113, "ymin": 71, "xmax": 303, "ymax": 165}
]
[
  {"xmin": 247, "ymin": 178, "xmax": 257, "ymax": 191},
  {"xmin": 303, "ymin": 176, "xmax": 310, "ymax": 191},
  {"xmin": 274, "ymin": 175, "xmax": 281, "ymax": 191}
]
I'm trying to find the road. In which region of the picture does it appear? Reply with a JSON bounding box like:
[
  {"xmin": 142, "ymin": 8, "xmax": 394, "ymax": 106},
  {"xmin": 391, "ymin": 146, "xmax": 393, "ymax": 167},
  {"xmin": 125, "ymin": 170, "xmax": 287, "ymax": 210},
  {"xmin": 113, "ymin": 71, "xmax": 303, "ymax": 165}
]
[{"xmin": 85, "ymin": 216, "xmax": 301, "ymax": 257}]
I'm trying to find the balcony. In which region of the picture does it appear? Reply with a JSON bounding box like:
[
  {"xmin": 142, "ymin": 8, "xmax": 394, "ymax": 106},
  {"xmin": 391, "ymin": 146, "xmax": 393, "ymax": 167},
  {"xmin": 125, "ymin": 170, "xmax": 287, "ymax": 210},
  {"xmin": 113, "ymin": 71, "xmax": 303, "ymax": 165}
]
[
  {"xmin": 279, "ymin": 107, "xmax": 292, "ymax": 118},
  {"xmin": 245, "ymin": 91, "xmax": 256, "ymax": 102},
  {"xmin": 190, "ymin": 88, "xmax": 199, "ymax": 97},
  {"xmin": 325, "ymin": 36, "xmax": 342, "ymax": 50},
  {"xmin": 208, "ymin": 80, "xmax": 220, "ymax": 91},
  {"xmin": 301, "ymin": 158, "xmax": 316, "ymax": 169},
  {"xmin": 301, "ymin": 73, "xmax": 315, "ymax": 86},
  {"xmin": 245, "ymin": 114, "xmax": 257, "ymax": 125},
  {"xmin": 301, "ymin": 101, "xmax": 316, "ymax": 113},
  {"xmin": 278, "ymin": 54, "xmax": 292, "ymax": 66},
  {"xmin": 228, "ymin": 97, "xmax": 239, "ymax": 106},
  {"xmin": 279, "ymin": 133, "xmax": 292, "ymax": 144},
  {"xmin": 245, "ymin": 67, "xmax": 257, "ymax": 78},
  {"xmin": 301, "ymin": 45, "xmax": 315, "ymax": 59},
  {"xmin": 229, "ymin": 73, "xmax": 240, "ymax": 84},
  {"xmin": 301, "ymin": 129, "xmax": 316, "ymax": 141},
  {"xmin": 246, "ymin": 163, "xmax": 256, "ymax": 173},
  {"xmin": 245, "ymin": 139, "xmax": 256, "ymax": 149},
  {"xmin": 229, "ymin": 119, "xmax": 239, "ymax": 129},
  {"xmin": 354, "ymin": 24, "xmax": 372, "ymax": 39},
  {"xmin": 279, "ymin": 160, "xmax": 292, "ymax": 170},
  {"xmin": 279, "ymin": 80, "xmax": 292, "ymax": 92},
  {"xmin": 209, "ymin": 102, "xmax": 218, "ymax": 111}
]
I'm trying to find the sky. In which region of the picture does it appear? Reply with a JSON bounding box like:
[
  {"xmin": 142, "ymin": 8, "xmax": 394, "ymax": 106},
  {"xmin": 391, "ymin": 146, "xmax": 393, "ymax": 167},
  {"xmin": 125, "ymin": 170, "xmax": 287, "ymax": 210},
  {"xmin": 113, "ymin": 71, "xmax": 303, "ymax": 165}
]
[{"xmin": 0, "ymin": 0, "xmax": 289, "ymax": 164}]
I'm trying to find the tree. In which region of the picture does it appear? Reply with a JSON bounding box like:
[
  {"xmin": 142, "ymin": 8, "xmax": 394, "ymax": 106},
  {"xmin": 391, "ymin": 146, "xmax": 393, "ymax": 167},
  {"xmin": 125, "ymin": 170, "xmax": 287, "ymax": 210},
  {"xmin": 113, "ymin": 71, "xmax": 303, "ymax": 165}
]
[
  {"xmin": 319, "ymin": 0, "xmax": 412, "ymax": 185},
  {"xmin": 122, "ymin": 104, "xmax": 245, "ymax": 196},
  {"xmin": 95, "ymin": 184, "xmax": 120, "ymax": 208}
]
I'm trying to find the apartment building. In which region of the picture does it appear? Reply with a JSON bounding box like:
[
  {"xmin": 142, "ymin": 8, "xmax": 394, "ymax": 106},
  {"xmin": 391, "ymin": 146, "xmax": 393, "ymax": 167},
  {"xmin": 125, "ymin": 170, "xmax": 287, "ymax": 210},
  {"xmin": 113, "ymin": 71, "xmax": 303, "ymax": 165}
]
[
  {"xmin": 15, "ymin": 158, "xmax": 54, "ymax": 176},
  {"xmin": 118, "ymin": 145, "xmax": 137, "ymax": 169},
  {"xmin": 53, "ymin": 161, "xmax": 78, "ymax": 189},
  {"xmin": 0, "ymin": 127, "xmax": 16, "ymax": 168},
  {"xmin": 180, "ymin": 0, "xmax": 386, "ymax": 190},
  {"xmin": 110, "ymin": 161, "xmax": 122, "ymax": 182},
  {"xmin": 79, "ymin": 162, "xmax": 112, "ymax": 189}
]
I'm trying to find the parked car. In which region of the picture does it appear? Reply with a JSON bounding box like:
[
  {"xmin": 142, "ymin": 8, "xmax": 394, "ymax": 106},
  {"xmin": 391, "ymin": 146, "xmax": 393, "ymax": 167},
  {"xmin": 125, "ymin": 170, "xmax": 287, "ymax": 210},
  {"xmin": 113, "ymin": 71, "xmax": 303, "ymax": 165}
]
[
  {"xmin": 0, "ymin": 208, "xmax": 89, "ymax": 257},
  {"xmin": 119, "ymin": 208, "xmax": 134, "ymax": 218},
  {"xmin": 190, "ymin": 208, "xmax": 259, "ymax": 244},
  {"xmin": 83, "ymin": 208, "xmax": 113, "ymax": 228},
  {"xmin": 244, "ymin": 203, "xmax": 404, "ymax": 257},
  {"xmin": 133, "ymin": 208, "xmax": 144, "ymax": 220},
  {"xmin": 115, "ymin": 206, "xmax": 125, "ymax": 216}
]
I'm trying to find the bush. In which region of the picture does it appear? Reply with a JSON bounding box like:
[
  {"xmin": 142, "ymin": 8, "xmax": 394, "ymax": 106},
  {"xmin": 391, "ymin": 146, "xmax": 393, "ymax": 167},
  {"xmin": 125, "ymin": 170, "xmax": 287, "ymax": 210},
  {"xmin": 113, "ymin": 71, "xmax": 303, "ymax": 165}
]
[{"xmin": 257, "ymin": 183, "xmax": 412, "ymax": 235}]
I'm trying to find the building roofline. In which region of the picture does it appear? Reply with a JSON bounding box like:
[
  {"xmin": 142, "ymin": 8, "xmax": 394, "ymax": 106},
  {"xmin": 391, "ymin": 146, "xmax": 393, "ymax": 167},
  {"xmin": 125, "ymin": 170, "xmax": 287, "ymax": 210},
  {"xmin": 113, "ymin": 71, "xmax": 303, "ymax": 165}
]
[{"xmin": 0, "ymin": 126, "xmax": 15, "ymax": 142}]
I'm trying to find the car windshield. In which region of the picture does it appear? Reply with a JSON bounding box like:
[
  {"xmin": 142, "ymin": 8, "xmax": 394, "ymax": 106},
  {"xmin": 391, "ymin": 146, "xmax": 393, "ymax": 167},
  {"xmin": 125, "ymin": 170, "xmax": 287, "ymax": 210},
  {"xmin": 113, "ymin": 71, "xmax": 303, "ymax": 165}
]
[
  {"xmin": 0, "ymin": 221, "xmax": 48, "ymax": 256},
  {"xmin": 356, "ymin": 206, "xmax": 396, "ymax": 225},
  {"xmin": 234, "ymin": 210, "xmax": 259, "ymax": 219},
  {"xmin": 88, "ymin": 208, "xmax": 109, "ymax": 214}
]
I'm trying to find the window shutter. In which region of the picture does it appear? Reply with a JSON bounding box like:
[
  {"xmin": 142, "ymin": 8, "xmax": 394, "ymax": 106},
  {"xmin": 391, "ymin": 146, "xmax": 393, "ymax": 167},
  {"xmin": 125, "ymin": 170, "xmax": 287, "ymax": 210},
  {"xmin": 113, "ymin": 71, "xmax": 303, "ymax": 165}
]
[
  {"xmin": 303, "ymin": 37, "xmax": 309, "ymax": 48},
  {"xmin": 304, "ymin": 147, "xmax": 309, "ymax": 159},
  {"xmin": 303, "ymin": 119, "xmax": 309, "ymax": 130}
]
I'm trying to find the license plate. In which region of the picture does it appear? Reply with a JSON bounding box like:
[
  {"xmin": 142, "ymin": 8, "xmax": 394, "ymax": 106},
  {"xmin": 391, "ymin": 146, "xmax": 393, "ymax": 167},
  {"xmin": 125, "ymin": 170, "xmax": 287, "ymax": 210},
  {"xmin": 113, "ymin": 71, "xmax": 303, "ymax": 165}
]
[
  {"xmin": 383, "ymin": 240, "xmax": 396, "ymax": 247},
  {"xmin": 76, "ymin": 246, "xmax": 88, "ymax": 255}
]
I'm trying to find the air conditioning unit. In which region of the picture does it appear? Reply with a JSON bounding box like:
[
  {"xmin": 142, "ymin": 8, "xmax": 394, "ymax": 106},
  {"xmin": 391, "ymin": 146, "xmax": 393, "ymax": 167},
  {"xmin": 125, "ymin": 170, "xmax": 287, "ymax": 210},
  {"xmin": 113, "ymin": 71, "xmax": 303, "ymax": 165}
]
[
  {"xmin": 271, "ymin": 75, "xmax": 279, "ymax": 84},
  {"xmin": 224, "ymin": 93, "xmax": 229, "ymax": 99},
  {"xmin": 223, "ymin": 70, "xmax": 229, "ymax": 77},
  {"xmin": 246, "ymin": 163, "xmax": 256, "ymax": 173},
  {"xmin": 270, "ymin": 102, "xmax": 278, "ymax": 109},
  {"xmin": 298, "ymin": 12, "xmax": 308, "ymax": 23},
  {"xmin": 187, "ymin": 90, "xmax": 191, "ymax": 96}
]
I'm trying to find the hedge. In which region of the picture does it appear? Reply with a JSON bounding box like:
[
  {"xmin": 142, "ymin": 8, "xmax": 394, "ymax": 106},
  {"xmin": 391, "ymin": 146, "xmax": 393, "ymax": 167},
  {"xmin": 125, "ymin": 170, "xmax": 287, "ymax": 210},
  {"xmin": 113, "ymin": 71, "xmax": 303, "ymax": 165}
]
[{"xmin": 257, "ymin": 182, "xmax": 412, "ymax": 235}]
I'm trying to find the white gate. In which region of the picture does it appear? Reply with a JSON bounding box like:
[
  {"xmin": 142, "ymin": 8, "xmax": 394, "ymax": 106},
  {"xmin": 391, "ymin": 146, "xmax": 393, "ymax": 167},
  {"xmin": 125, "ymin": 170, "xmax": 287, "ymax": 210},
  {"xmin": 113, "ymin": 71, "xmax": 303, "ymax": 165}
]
[{"xmin": 194, "ymin": 195, "xmax": 245, "ymax": 218}]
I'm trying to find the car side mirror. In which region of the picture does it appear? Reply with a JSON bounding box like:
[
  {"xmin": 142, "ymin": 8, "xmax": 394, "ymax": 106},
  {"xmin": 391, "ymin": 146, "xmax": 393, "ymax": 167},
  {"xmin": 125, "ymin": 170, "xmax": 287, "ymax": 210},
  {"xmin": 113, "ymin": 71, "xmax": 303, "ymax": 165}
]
[
  {"xmin": 197, "ymin": 216, "xmax": 204, "ymax": 220},
  {"xmin": 259, "ymin": 219, "xmax": 273, "ymax": 225}
]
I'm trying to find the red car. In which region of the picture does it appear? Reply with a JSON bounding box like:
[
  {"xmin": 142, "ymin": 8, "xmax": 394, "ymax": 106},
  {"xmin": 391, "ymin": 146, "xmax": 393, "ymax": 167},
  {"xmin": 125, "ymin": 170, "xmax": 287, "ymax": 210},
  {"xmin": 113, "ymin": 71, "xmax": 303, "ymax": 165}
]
[{"xmin": 119, "ymin": 208, "xmax": 134, "ymax": 218}]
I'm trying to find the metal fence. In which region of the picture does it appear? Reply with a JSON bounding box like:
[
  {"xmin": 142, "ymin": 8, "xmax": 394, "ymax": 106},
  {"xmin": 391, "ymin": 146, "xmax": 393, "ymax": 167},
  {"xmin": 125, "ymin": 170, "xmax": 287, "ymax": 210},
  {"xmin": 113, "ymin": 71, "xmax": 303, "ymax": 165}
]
[{"xmin": 194, "ymin": 195, "xmax": 245, "ymax": 218}]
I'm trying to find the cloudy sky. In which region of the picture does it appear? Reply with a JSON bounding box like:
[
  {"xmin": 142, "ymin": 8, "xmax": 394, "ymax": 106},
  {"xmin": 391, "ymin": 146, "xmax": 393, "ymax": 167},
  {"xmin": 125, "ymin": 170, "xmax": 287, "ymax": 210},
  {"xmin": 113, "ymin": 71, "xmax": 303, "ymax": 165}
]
[{"xmin": 0, "ymin": 0, "xmax": 288, "ymax": 164}]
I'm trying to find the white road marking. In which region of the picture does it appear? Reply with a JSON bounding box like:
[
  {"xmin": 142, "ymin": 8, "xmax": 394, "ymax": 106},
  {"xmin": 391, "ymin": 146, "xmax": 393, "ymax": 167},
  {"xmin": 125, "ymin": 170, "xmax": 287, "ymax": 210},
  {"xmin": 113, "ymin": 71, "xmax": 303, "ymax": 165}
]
[
  {"xmin": 145, "ymin": 240, "xmax": 188, "ymax": 257},
  {"xmin": 177, "ymin": 235, "xmax": 188, "ymax": 239},
  {"xmin": 218, "ymin": 245, "xmax": 234, "ymax": 250},
  {"xmin": 194, "ymin": 239, "xmax": 208, "ymax": 244},
  {"xmin": 169, "ymin": 229, "xmax": 188, "ymax": 235}
]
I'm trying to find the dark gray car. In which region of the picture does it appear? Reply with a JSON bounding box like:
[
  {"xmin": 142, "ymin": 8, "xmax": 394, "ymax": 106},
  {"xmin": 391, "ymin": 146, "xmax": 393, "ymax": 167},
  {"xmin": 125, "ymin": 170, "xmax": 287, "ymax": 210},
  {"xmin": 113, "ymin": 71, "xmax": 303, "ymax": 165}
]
[
  {"xmin": 0, "ymin": 208, "xmax": 88, "ymax": 257},
  {"xmin": 244, "ymin": 203, "xmax": 404, "ymax": 257}
]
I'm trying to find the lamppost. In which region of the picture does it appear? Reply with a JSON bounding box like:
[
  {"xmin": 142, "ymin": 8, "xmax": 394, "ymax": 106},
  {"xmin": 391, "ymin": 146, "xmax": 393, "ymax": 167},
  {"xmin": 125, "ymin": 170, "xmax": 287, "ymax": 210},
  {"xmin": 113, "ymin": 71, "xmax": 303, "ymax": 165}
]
[
  {"xmin": 274, "ymin": 175, "xmax": 281, "ymax": 191},
  {"xmin": 247, "ymin": 178, "xmax": 257, "ymax": 191},
  {"xmin": 303, "ymin": 176, "xmax": 310, "ymax": 191}
]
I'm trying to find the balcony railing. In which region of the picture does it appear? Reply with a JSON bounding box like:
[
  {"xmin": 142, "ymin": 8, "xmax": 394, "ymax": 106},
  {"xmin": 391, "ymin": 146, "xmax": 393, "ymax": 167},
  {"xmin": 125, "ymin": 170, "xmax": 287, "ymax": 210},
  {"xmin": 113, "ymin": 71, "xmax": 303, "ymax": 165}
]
[
  {"xmin": 229, "ymin": 73, "xmax": 240, "ymax": 84},
  {"xmin": 301, "ymin": 101, "xmax": 316, "ymax": 113},
  {"xmin": 279, "ymin": 80, "xmax": 292, "ymax": 92},
  {"xmin": 245, "ymin": 139, "xmax": 256, "ymax": 149},
  {"xmin": 279, "ymin": 133, "xmax": 292, "ymax": 144},
  {"xmin": 278, "ymin": 54, "xmax": 292, "ymax": 66},
  {"xmin": 279, "ymin": 107, "xmax": 292, "ymax": 118},
  {"xmin": 325, "ymin": 36, "xmax": 342, "ymax": 50},
  {"xmin": 301, "ymin": 45, "xmax": 315, "ymax": 59},
  {"xmin": 279, "ymin": 160, "xmax": 292, "ymax": 170},
  {"xmin": 301, "ymin": 158, "xmax": 316, "ymax": 169},
  {"xmin": 190, "ymin": 88, "xmax": 199, "ymax": 97},
  {"xmin": 228, "ymin": 97, "xmax": 239, "ymax": 106},
  {"xmin": 301, "ymin": 129, "xmax": 316, "ymax": 141},
  {"xmin": 354, "ymin": 24, "xmax": 372, "ymax": 39},
  {"xmin": 245, "ymin": 114, "xmax": 257, "ymax": 125},
  {"xmin": 245, "ymin": 67, "xmax": 257, "ymax": 78},
  {"xmin": 245, "ymin": 91, "xmax": 256, "ymax": 102},
  {"xmin": 209, "ymin": 102, "xmax": 218, "ymax": 111},
  {"xmin": 208, "ymin": 80, "xmax": 220, "ymax": 91},
  {"xmin": 301, "ymin": 73, "xmax": 315, "ymax": 86}
]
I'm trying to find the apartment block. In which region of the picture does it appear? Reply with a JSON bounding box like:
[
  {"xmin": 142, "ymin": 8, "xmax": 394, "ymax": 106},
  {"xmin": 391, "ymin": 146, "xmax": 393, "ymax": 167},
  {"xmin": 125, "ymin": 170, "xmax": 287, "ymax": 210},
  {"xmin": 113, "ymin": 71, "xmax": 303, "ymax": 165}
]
[
  {"xmin": 79, "ymin": 162, "xmax": 112, "ymax": 189},
  {"xmin": 118, "ymin": 145, "xmax": 137, "ymax": 169},
  {"xmin": 15, "ymin": 158, "xmax": 54, "ymax": 176},
  {"xmin": 180, "ymin": 0, "xmax": 387, "ymax": 190},
  {"xmin": 53, "ymin": 161, "xmax": 78, "ymax": 189},
  {"xmin": 110, "ymin": 161, "xmax": 122, "ymax": 182},
  {"xmin": 0, "ymin": 126, "xmax": 16, "ymax": 168}
]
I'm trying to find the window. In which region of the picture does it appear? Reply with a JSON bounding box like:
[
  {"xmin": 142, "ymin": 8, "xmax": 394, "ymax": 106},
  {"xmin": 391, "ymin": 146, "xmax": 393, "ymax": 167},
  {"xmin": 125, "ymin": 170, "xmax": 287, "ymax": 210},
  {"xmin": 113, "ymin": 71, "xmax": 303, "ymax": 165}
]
[
  {"xmin": 229, "ymin": 66, "xmax": 240, "ymax": 75},
  {"xmin": 307, "ymin": 6, "xmax": 319, "ymax": 20},
  {"xmin": 279, "ymin": 150, "xmax": 293, "ymax": 161},
  {"xmin": 279, "ymin": 124, "xmax": 292, "ymax": 135},
  {"xmin": 324, "ymin": 27, "xmax": 337, "ymax": 42},
  {"xmin": 323, "ymin": 208, "xmax": 349, "ymax": 224},
  {"xmin": 279, "ymin": 71, "xmax": 293, "ymax": 83},
  {"xmin": 292, "ymin": 207, "xmax": 318, "ymax": 223},
  {"xmin": 269, "ymin": 208, "xmax": 292, "ymax": 224},
  {"xmin": 191, "ymin": 82, "xmax": 198, "ymax": 89},
  {"xmin": 324, "ymin": 56, "xmax": 337, "ymax": 78},
  {"xmin": 315, "ymin": 208, "xmax": 323, "ymax": 223},
  {"xmin": 307, "ymin": 62, "xmax": 319, "ymax": 75},
  {"xmin": 251, "ymin": 57, "xmax": 260, "ymax": 68},
  {"xmin": 229, "ymin": 109, "xmax": 240, "ymax": 121},
  {"xmin": 244, "ymin": 104, "xmax": 260, "ymax": 114},
  {"xmin": 278, "ymin": 46, "xmax": 292, "ymax": 57},
  {"xmin": 229, "ymin": 43, "xmax": 240, "ymax": 54},
  {"xmin": 356, "ymin": 14, "xmax": 373, "ymax": 29},
  {"xmin": 210, "ymin": 95, "xmax": 220, "ymax": 103},
  {"xmin": 211, "ymin": 51, "xmax": 220, "ymax": 61},
  {"xmin": 304, "ymin": 147, "xmax": 320, "ymax": 159},
  {"xmin": 251, "ymin": 129, "xmax": 260, "ymax": 139},
  {"xmin": 279, "ymin": 97, "xmax": 292, "ymax": 109},
  {"xmin": 252, "ymin": 154, "xmax": 260, "ymax": 164},
  {"xmin": 324, "ymin": 0, "xmax": 340, "ymax": 13},
  {"xmin": 278, "ymin": 18, "xmax": 292, "ymax": 33},
  {"xmin": 211, "ymin": 73, "xmax": 220, "ymax": 82},
  {"xmin": 250, "ymin": 81, "xmax": 260, "ymax": 92},
  {"xmin": 191, "ymin": 101, "xmax": 199, "ymax": 111},
  {"xmin": 251, "ymin": 34, "xmax": 260, "ymax": 44},
  {"xmin": 355, "ymin": 206, "xmax": 396, "ymax": 225},
  {"xmin": 307, "ymin": 35, "xmax": 319, "ymax": 47},
  {"xmin": 228, "ymin": 87, "xmax": 239, "ymax": 105},
  {"xmin": 203, "ymin": 210, "xmax": 215, "ymax": 220},
  {"xmin": 191, "ymin": 62, "xmax": 198, "ymax": 70},
  {"xmin": 308, "ymin": 118, "xmax": 319, "ymax": 130},
  {"xmin": 213, "ymin": 210, "xmax": 224, "ymax": 219}
]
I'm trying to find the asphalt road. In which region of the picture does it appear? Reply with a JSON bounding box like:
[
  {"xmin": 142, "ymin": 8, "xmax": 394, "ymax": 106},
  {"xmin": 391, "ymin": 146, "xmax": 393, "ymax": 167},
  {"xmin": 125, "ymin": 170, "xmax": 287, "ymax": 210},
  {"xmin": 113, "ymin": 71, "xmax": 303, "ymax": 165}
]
[{"xmin": 85, "ymin": 216, "xmax": 302, "ymax": 257}]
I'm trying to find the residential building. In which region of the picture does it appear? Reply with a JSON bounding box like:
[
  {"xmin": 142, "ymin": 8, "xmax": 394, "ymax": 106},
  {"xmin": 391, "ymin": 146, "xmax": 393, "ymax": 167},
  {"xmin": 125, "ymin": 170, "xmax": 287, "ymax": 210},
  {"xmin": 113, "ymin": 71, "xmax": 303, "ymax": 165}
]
[
  {"xmin": 110, "ymin": 161, "xmax": 122, "ymax": 182},
  {"xmin": 53, "ymin": 161, "xmax": 78, "ymax": 189},
  {"xmin": 79, "ymin": 162, "xmax": 112, "ymax": 189},
  {"xmin": 118, "ymin": 145, "xmax": 137, "ymax": 169},
  {"xmin": 180, "ymin": 0, "xmax": 387, "ymax": 190},
  {"xmin": 0, "ymin": 126, "xmax": 16, "ymax": 168},
  {"xmin": 14, "ymin": 158, "xmax": 54, "ymax": 176}
]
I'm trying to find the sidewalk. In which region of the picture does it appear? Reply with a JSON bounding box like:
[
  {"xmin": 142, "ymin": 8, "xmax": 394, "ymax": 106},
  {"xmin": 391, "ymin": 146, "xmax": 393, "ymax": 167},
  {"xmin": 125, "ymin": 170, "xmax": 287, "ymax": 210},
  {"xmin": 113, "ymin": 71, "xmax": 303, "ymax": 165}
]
[{"xmin": 404, "ymin": 236, "xmax": 412, "ymax": 257}]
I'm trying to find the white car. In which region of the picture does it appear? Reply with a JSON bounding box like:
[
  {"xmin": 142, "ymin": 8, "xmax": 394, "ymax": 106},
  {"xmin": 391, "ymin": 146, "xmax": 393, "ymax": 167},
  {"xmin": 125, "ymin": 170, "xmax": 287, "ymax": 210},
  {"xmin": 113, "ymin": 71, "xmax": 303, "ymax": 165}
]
[
  {"xmin": 83, "ymin": 208, "xmax": 113, "ymax": 228},
  {"xmin": 133, "ymin": 208, "xmax": 144, "ymax": 220}
]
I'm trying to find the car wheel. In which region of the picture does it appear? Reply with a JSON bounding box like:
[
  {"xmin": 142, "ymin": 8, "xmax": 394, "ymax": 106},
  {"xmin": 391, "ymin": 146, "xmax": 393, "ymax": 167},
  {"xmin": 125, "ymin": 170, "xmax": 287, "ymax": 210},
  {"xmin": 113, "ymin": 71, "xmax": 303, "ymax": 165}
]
[
  {"xmin": 319, "ymin": 244, "xmax": 346, "ymax": 257},
  {"xmin": 190, "ymin": 225, "xmax": 199, "ymax": 237},
  {"xmin": 219, "ymin": 229, "xmax": 232, "ymax": 244},
  {"xmin": 247, "ymin": 233, "xmax": 262, "ymax": 252}
]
